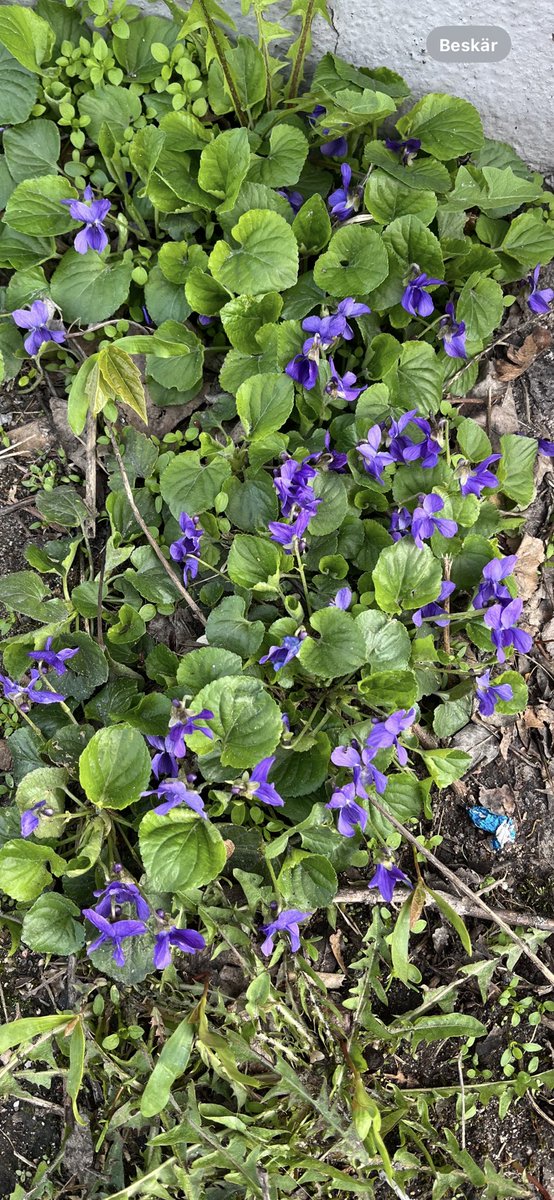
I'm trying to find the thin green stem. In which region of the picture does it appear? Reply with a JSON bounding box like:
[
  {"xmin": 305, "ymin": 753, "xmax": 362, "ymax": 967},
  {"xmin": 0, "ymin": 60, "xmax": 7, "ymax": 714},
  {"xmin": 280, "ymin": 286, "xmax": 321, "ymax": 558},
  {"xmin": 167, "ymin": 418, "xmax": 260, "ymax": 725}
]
[
  {"xmin": 38, "ymin": 672, "xmax": 79, "ymax": 725},
  {"xmin": 294, "ymin": 540, "xmax": 312, "ymax": 615},
  {"xmin": 287, "ymin": 0, "xmax": 316, "ymax": 99},
  {"xmin": 199, "ymin": 0, "xmax": 248, "ymax": 127}
]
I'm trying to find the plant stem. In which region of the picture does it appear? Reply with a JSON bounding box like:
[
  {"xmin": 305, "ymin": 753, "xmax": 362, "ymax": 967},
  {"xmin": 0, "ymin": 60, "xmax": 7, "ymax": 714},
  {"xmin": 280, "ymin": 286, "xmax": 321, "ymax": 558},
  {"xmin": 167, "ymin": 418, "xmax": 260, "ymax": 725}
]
[
  {"xmin": 199, "ymin": 0, "xmax": 248, "ymax": 127},
  {"xmin": 294, "ymin": 540, "xmax": 312, "ymax": 614},
  {"xmin": 288, "ymin": 0, "xmax": 316, "ymax": 99},
  {"xmin": 107, "ymin": 426, "xmax": 207, "ymax": 628}
]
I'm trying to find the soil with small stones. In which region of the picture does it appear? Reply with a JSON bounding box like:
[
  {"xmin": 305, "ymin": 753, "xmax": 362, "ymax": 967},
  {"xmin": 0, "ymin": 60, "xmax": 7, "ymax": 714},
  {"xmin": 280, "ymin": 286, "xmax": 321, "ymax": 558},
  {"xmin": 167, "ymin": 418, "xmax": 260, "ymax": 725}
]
[{"xmin": 1, "ymin": 302, "xmax": 554, "ymax": 1197}]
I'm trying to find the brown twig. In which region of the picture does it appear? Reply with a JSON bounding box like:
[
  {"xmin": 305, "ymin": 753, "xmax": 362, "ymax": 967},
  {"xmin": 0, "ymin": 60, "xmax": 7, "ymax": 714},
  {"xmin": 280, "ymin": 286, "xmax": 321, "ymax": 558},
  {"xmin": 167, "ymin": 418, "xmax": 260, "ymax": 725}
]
[
  {"xmin": 335, "ymin": 885, "xmax": 554, "ymax": 935},
  {"xmin": 106, "ymin": 426, "xmax": 206, "ymax": 628},
  {"xmin": 366, "ymin": 794, "xmax": 554, "ymax": 986}
]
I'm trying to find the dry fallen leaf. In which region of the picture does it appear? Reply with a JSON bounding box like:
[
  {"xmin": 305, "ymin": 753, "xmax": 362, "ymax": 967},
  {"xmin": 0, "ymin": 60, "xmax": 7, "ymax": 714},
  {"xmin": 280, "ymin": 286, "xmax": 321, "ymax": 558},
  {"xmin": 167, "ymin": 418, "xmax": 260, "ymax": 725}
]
[
  {"xmin": 316, "ymin": 971, "xmax": 345, "ymax": 989},
  {"xmin": 495, "ymin": 327, "xmax": 552, "ymax": 381},
  {"xmin": 499, "ymin": 728, "xmax": 513, "ymax": 761},
  {"xmin": 478, "ymin": 784, "xmax": 515, "ymax": 815},
  {"xmin": 329, "ymin": 930, "xmax": 347, "ymax": 973},
  {"xmin": 514, "ymin": 534, "xmax": 546, "ymax": 601}
]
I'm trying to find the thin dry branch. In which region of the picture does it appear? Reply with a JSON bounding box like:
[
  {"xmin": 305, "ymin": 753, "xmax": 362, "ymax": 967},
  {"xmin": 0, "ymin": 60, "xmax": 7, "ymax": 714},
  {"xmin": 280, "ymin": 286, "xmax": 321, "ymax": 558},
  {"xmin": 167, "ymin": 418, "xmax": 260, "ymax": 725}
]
[{"xmin": 335, "ymin": 885, "xmax": 554, "ymax": 935}]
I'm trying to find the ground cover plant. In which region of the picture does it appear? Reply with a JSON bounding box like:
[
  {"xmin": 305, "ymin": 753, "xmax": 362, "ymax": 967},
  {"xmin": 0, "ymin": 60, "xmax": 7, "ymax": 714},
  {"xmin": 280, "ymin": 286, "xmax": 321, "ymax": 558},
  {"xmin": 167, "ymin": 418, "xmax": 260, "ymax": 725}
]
[{"xmin": 0, "ymin": 0, "xmax": 554, "ymax": 1196}]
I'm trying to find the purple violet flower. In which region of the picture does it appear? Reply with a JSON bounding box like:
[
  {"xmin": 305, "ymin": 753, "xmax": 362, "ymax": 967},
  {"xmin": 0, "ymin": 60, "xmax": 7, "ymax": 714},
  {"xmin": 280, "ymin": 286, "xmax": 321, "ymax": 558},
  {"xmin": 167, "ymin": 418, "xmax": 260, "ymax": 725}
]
[
  {"xmin": 11, "ymin": 300, "xmax": 66, "ymax": 357},
  {"xmin": 276, "ymin": 188, "xmax": 304, "ymax": 213},
  {"xmin": 473, "ymin": 555, "xmax": 518, "ymax": 609},
  {"xmin": 93, "ymin": 881, "xmax": 150, "ymax": 921},
  {"xmin": 61, "ymin": 185, "xmax": 111, "ymax": 254},
  {"xmin": 153, "ymin": 926, "xmax": 206, "ymax": 970},
  {"xmin": 308, "ymin": 105, "xmax": 348, "ymax": 157},
  {"xmin": 484, "ymin": 598, "xmax": 532, "ymax": 663},
  {"xmin": 198, "ymin": 314, "xmax": 214, "ymax": 327},
  {"xmin": 401, "ymin": 273, "xmax": 445, "ymax": 318},
  {"xmin": 357, "ymin": 426, "xmax": 394, "ymax": 483},
  {"xmin": 527, "ymin": 266, "xmax": 554, "ymax": 314},
  {"xmin": 0, "ymin": 673, "xmax": 31, "ymax": 708},
  {"xmin": 368, "ymin": 861, "xmax": 412, "ymax": 902},
  {"xmin": 410, "ymin": 494, "xmax": 458, "ymax": 549},
  {"xmin": 328, "ymin": 164, "xmax": 361, "ymax": 220},
  {"xmin": 169, "ymin": 512, "xmax": 202, "ymax": 586},
  {"xmin": 20, "ymin": 801, "xmax": 47, "ymax": 838},
  {"xmin": 538, "ymin": 439, "xmax": 554, "ymax": 456},
  {"xmin": 27, "ymin": 638, "xmax": 78, "ymax": 676},
  {"xmin": 384, "ymin": 136, "xmax": 421, "ymax": 165},
  {"xmin": 334, "ymin": 297, "xmax": 372, "ymax": 338},
  {"xmin": 274, "ymin": 458, "xmax": 317, "ymax": 517},
  {"xmin": 260, "ymin": 908, "xmax": 311, "ymax": 956},
  {"xmin": 82, "ymin": 909, "xmax": 147, "ymax": 967},
  {"xmin": 166, "ymin": 707, "xmax": 214, "ymax": 756},
  {"xmin": 330, "ymin": 587, "xmax": 352, "ymax": 610},
  {"xmin": 387, "ymin": 410, "xmax": 441, "ymax": 468},
  {"xmin": 260, "ymin": 633, "xmax": 305, "ymax": 671},
  {"xmin": 413, "ymin": 580, "xmax": 455, "ymax": 627},
  {"xmin": 325, "ymin": 357, "xmax": 363, "ymax": 402},
  {"xmin": 305, "ymin": 431, "xmax": 348, "ymax": 473},
  {"xmin": 459, "ymin": 454, "xmax": 501, "ymax": 497},
  {"xmin": 244, "ymin": 756, "xmax": 284, "ymax": 807},
  {"xmin": 475, "ymin": 670, "xmax": 513, "ymax": 716},
  {"xmin": 302, "ymin": 313, "xmax": 345, "ymax": 348},
  {"xmin": 285, "ymin": 334, "xmax": 323, "ymax": 390},
  {"xmin": 146, "ymin": 734, "xmax": 179, "ymax": 780},
  {"xmin": 151, "ymin": 779, "xmax": 207, "ymax": 818},
  {"xmin": 326, "ymin": 782, "xmax": 367, "ymax": 837},
  {"xmin": 269, "ymin": 508, "xmax": 314, "ymax": 552},
  {"xmin": 390, "ymin": 507, "xmax": 412, "ymax": 542},
  {"xmin": 439, "ymin": 301, "xmax": 467, "ymax": 359},
  {"xmin": 331, "ymin": 742, "xmax": 388, "ymax": 796},
  {"xmin": 365, "ymin": 708, "xmax": 416, "ymax": 766}
]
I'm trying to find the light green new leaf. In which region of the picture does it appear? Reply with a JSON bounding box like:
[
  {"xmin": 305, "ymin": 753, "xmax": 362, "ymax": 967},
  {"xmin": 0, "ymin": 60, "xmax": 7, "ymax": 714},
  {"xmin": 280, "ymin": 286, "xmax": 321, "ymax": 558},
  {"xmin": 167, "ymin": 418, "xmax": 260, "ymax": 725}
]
[
  {"xmin": 0, "ymin": 841, "xmax": 65, "ymax": 902},
  {"xmin": 0, "ymin": 6, "xmax": 55, "ymax": 71},
  {"xmin": 373, "ymin": 540, "xmax": 442, "ymax": 614},
  {"xmin": 0, "ymin": 45, "xmax": 38, "ymax": 125},
  {"xmin": 457, "ymin": 274, "xmax": 504, "ymax": 341},
  {"xmin": 397, "ymin": 93, "xmax": 484, "ymax": 160},
  {"xmin": 500, "ymin": 211, "xmax": 554, "ymax": 268},
  {"xmin": 236, "ymin": 371, "xmax": 294, "ymax": 439},
  {"xmin": 4, "ymin": 175, "xmax": 78, "ymax": 236},
  {"xmin": 210, "ymin": 209, "xmax": 299, "ymax": 294},
  {"xmin": 99, "ymin": 345, "xmax": 147, "ymax": 424},
  {"xmin": 186, "ymin": 676, "xmax": 283, "ymax": 768},
  {"xmin": 292, "ymin": 193, "xmax": 332, "ymax": 254},
  {"xmin": 220, "ymin": 293, "xmax": 283, "ymax": 354},
  {"xmin": 160, "ymin": 451, "xmax": 232, "ymax": 518},
  {"xmin": 79, "ymin": 725, "xmax": 151, "ymax": 810},
  {"xmin": 22, "ymin": 894, "xmax": 85, "ymax": 956},
  {"xmin": 4, "ymin": 120, "xmax": 60, "ymax": 182},
  {"xmin": 313, "ymin": 224, "xmax": 388, "ymax": 298},
  {"xmin": 139, "ymin": 809, "xmax": 227, "ymax": 891},
  {"xmin": 298, "ymin": 608, "xmax": 366, "ymax": 679},
  {"xmin": 51, "ymin": 250, "xmax": 133, "ymax": 323},
  {"xmin": 198, "ymin": 127, "xmax": 251, "ymax": 210},
  {"xmin": 248, "ymin": 124, "xmax": 308, "ymax": 187},
  {"xmin": 141, "ymin": 1019, "xmax": 195, "ymax": 1117},
  {"xmin": 227, "ymin": 534, "xmax": 280, "ymax": 589},
  {"xmin": 497, "ymin": 433, "xmax": 537, "ymax": 507}
]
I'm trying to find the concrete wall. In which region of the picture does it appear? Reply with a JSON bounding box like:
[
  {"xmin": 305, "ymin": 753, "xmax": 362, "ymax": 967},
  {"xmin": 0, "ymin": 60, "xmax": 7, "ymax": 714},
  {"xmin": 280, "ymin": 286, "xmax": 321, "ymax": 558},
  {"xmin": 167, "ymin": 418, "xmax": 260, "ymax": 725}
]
[{"xmin": 217, "ymin": 0, "xmax": 554, "ymax": 172}]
